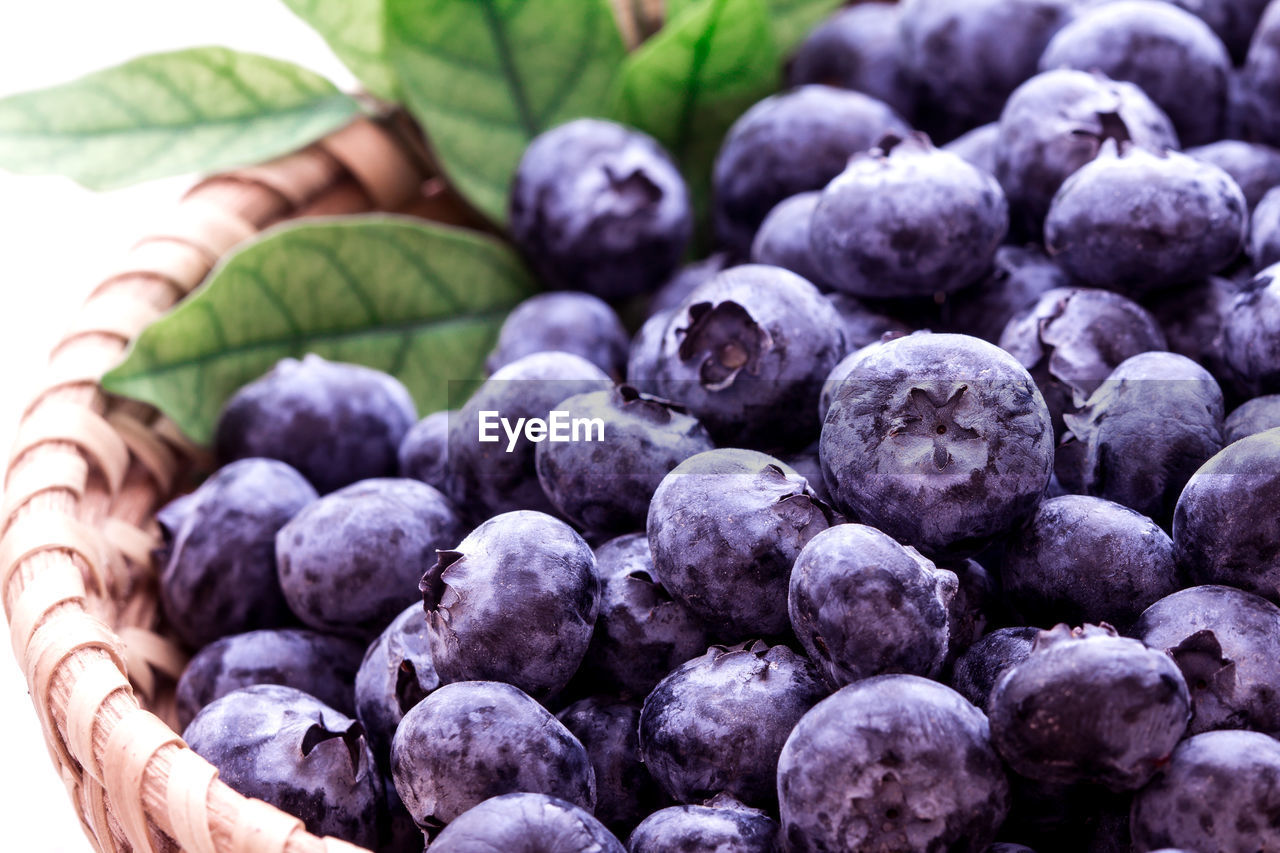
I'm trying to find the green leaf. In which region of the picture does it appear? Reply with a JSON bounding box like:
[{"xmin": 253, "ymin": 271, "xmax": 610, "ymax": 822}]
[
  {"xmin": 101, "ymin": 217, "xmax": 537, "ymax": 444},
  {"xmin": 282, "ymin": 0, "xmax": 400, "ymax": 101},
  {"xmin": 764, "ymin": 0, "xmax": 843, "ymax": 53},
  {"xmin": 386, "ymin": 0, "xmax": 628, "ymax": 224},
  {"xmin": 0, "ymin": 48, "xmax": 360, "ymax": 190},
  {"xmin": 664, "ymin": 0, "xmax": 701, "ymax": 20},
  {"xmin": 612, "ymin": 0, "xmax": 779, "ymax": 224},
  {"xmin": 668, "ymin": 0, "xmax": 841, "ymax": 53}
]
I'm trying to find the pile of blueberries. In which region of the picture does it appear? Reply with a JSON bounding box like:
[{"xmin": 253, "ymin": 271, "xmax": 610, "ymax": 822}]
[{"xmin": 161, "ymin": 1, "xmax": 1280, "ymax": 851}]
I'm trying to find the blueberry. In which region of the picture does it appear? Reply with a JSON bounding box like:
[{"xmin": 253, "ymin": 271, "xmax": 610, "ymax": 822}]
[
  {"xmin": 789, "ymin": 523, "xmax": 958, "ymax": 688},
  {"xmin": 899, "ymin": 0, "xmax": 1076, "ymax": 135},
  {"xmin": 941, "ymin": 245, "xmax": 1073, "ymax": 343},
  {"xmin": 1236, "ymin": 1, "xmax": 1280, "ymax": 147},
  {"xmin": 446, "ymin": 351, "xmax": 611, "ymax": 521},
  {"xmin": 1142, "ymin": 275, "xmax": 1238, "ymax": 381},
  {"xmin": 1056, "ymin": 352, "xmax": 1225, "ymax": 524},
  {"xmin": 785, "ymin": 2, "xmax": 917, "ymax": 119},
  {"xmin": 1132, "ymin": 584, "xmax": 1280, "ymax": 736},
  {"xmin": 820, "ymin": 332, "xmax": 1055, "ymax": 557},
  {"xmin": 1039, "ymin": 1, "xmax": 1231, "ymax": 146},
  {"xmin": 1221, "ymin": 265, "xmax": 1280, "ymax": 395},
  {"xmin": 1002, "ymin": 496, "xmax": 1178, "ymax": 630},
  {"xmin": 1131, "ymin": 730, "xmax": 1280, "ymax": 852},
  {"xmin": 1186, "ymin": 140, "xmax": 1280, "ymax": 211},
  {"xmin": 391, "ymin": 681, "xmax": 595, "ymax": 833},
  {"xmin": 778, "ymin": 674, "xmax": 1010, "ymax": 853},
  {"xmin": 184, "ymin": 684, "xmax": 379, "ymax": 846},
  {"xmin": 215, "ymin": 354, "xmax": 416, "ymax": 494},
  {"xmin": 430, "ymin": 793, "xmax": 623, "ymax": 853},
  {"xmin": 626, "ymin": 309, "xmax": 671, "ymax": 396},
  {"xmin": 1168, "ymin": 0, "xmax": 1273, "ymax": 62},
  {"xmin": 1043, "ymin": 144, "xmax": 1247, "ymax": 297},
  {"xmin": 1173, "ymin": 427, "xmax": 1280, "ymax": 604},
  {"xmin": 486, "ymin": 292, "xmax": 629, "ymax": 379},
  {"xmin": 651, "ymin": 265, "xmax": 846, "ymax": 450},
  {"xmin": 576, "ymin": 533, "xmax": 711, "ymax": 699},
  {"xmin": 988, "ymin": 624, "xmax": 1190, "ymax": 790},
  {"xmin": 943, "ymin": 122, "xmax": 1001, "ymax": 176},
  {"xmin": 421, "ymin": 510, "xmax": 598, "ymax": 700},
  {"xmin": 950, "ymin": 626, "xmax": 1039, "ymax": 713},
  {"xmin": 823, "ymin": 292, "xmax": 911, "ymax": 351},
  {"xmin": 509, "ymin": 119, "xmax": 691, "ymax": 300},
  {"xmin": 997, "ymin": 287, "xmax": 1167, "ymax": 435},
  {"xmin": 639, "ymin": 641, "xmax": 826, "ymax": 809},
  {"xmin": 159, "ymin": 458, "xmax": 316, "ymax": 649},
  {"xmin": 712, "ymin": 85, "xmax": 910, "ymax": 254},
  {"xmin": 276, "ymin": 478, "xmax": 465, "ymax": 638},
  {"xmin": 176, "ymin": 628, "xmax": 363, "ymax": 729},
  {"xmin": 354, "ymin": 602, "xmax": 438, "ymax": 773},
  {"xmin": 397, "ymin": 409, "xmax": 450, "ymax": 492},
  {"xmin": 995, "ymin": 69, "xmax": 1178, "ymax": 237},
  {"xmin": 648, "ymin": 252, "xmax": 733, "ymax": 317},
  {"xmin": 535, "ymin": 385, "xmax": 714, "ymax": 535},
  {"xmin": 628, "ymin": 794, "xmax": 780, "ymax": 853},
  {"xmin": 985, "ymin": 846, "xmax": 1036, "ymax": 853},
  {"xmin": 556, "ymin": 697, "xmax": 666, "ymax": 835},
  {"xmin": 1224, "ymin": 393, "xmax": 1280, "ymax": 443},
  {"xmin": 748, "ymin": 192, "xmax": 829, "ymax": 288},
  {"xmin": 647, "ymin": 449, "xmax": 834, "ymax": 638},
  {"xmin": 1251, "ymin": 186, "xmax": 1280, "ymax": 271},
  {"xmin": 811, "ymin": 133, "xmax": 1009, "ymax": 299}
]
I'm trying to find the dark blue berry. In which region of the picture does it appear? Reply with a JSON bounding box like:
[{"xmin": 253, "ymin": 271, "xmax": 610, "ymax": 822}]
[
  {"xmin": 778, "ymin": 674, "xmax": 1009, "ymax": 852},
  {"xmin": 1133, "ymin": 584, "xmax": 1280, "ymax": 736},
  {"xmin": 510, "ymin": 119, "xmax": 691, "ymax": 301},
  {"xmin": 535, "ymin": 385, "xmax": 714, "ymax": 535},
  {"xmin": 789, "ymin": 523, "xmax": 958, "ymax": 688},
  {"xmin": 184, "ymin": 685, "xmax": 379, "ymax": 846},
  {"xmin": 712, "ymin": 86, "xmax": 909, "ymax": 254},
  {"xmin": 628, "ymin": 794, "xmax": 780, "ymax": 853},
  {"xmin": 176, "ymin": 628, "xmax": 362, "ymax": 729},
  {"xmin": 647, "ymin": 449, "xmax": 834, "ymax": 639},
  {"xmin": 215, "ymin": 355, "xmax": 416, "ymax": 494},
  {"xmin": 811, "ymin": 133, "xmax": 1008, "ymax": 299},
  {"xmin": 988, "ymin": 624, "xmax": 1190, "ymax": 790},
  {"xmin": 638, "ymin": 641, "xmax": 827, "ymax": 809},
  {"xmin": 1131, "ymin": 731, "xmax": 1280, "ymax": 851},
  {"xmin": 275, "ymin": 477, "xmax": 465, "ymax": 638},
  {"xmin": 1002, "ymin": 495, "xmax": 1178, "ymax": 630},
  {"xmin": 420, "ymin": 510, "xmax": 598, "ymax": 700},
  {"xmin": 1044, "ymin": 144, "xmax": 1247, "ymax": 297},
  {"xmin": 159, "ymin": 458, "xmax": 316, "ymax": 648},
  {"xmin": 391, "ymin": 681, "xmax": 595, "ymax": 833},
  {"xmin": 820, "ymin": 332, "xmax": 1054, "ymax": 557},
  {"xmin": 486, "ymin": 292, "xmax": 629, "ymax": 379},
  {"xmin": 1039, "ymin": 1, "xmax": 1231, "ymax": 146},
  {"xmin": 1055, "ymin": 352, "xmax": 1224, "ymax": 524},
  {"xmin": 651, "ymin": 265, "xmax": 846, "ymax": 450}
]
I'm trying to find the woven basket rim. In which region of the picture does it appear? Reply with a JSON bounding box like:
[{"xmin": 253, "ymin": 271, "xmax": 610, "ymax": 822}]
[{"xmin": 1, "ymin": 113, "xmax": 435, "ymax": 853}]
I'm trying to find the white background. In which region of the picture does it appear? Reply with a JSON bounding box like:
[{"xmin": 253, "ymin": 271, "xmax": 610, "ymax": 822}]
[{"xmin": 0, "ymin": 4, "xmax": 357, "ymax": 849}]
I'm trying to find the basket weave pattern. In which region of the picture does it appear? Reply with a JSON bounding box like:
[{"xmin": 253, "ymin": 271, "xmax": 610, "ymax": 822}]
[{"xmin": 1, "ymin": 115, "xmax": 437, "ymax": 853}]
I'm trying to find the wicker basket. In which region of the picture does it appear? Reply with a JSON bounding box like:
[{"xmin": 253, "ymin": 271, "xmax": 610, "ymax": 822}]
[{"xmin": 0, "ymin": 112, "xmax": 461, "ymax": 853}]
